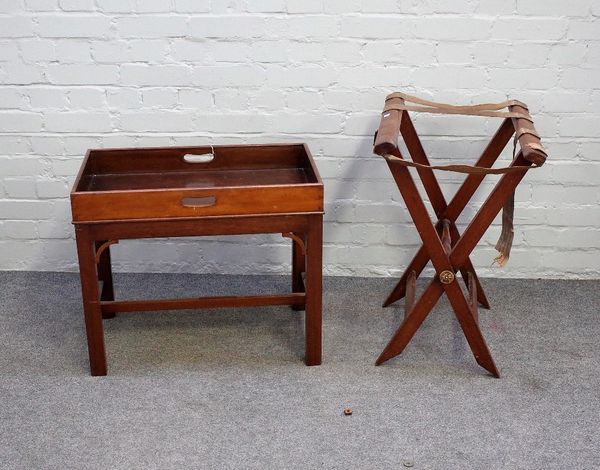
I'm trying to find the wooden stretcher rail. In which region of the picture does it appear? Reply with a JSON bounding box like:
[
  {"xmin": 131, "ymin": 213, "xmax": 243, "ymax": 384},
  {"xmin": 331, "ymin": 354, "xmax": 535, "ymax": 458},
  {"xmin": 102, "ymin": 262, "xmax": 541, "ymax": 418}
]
[{"xmin": 100, "ymin": 293, "xmax": 306, "ymax": 314}]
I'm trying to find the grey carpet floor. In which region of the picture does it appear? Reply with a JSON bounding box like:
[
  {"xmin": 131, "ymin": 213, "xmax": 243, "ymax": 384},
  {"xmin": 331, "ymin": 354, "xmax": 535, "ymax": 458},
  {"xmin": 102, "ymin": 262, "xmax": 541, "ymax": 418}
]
[{"xmin": 0, "ymin": 271, "xmax": 598, "ymax": 470}]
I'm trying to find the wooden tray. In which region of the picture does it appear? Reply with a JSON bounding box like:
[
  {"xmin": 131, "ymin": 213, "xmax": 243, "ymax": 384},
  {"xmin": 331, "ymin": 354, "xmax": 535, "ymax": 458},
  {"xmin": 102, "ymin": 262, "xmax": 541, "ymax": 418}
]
[{"xmin": 71, "ymin": 143, "xmax": 323, "ymax": 223}]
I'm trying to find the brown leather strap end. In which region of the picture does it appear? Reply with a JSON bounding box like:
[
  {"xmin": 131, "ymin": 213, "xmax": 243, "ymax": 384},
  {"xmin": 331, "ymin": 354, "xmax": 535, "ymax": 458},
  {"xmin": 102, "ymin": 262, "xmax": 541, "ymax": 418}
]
[
  {"xmin": 509, "ymin": 103, "xmax": 547, "ymax": 166},
  {"xmin": 374, "ymin": 96, "xmax": 404, "ymax": 156}
]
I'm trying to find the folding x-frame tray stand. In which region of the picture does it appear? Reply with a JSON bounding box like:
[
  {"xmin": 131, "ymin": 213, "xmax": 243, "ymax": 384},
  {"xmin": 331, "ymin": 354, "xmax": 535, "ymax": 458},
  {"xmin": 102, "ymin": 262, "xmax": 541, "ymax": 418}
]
[{"xmin": 373, "ymin": 92, "xmax": 547, "ymax": 377}]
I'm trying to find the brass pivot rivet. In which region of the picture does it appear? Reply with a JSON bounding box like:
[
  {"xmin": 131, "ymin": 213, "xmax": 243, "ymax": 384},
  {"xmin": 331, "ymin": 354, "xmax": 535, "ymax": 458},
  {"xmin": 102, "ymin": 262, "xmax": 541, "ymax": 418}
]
[{"xmin": 439, "ymin": 270, "xmax": 455, "ymax": 284}]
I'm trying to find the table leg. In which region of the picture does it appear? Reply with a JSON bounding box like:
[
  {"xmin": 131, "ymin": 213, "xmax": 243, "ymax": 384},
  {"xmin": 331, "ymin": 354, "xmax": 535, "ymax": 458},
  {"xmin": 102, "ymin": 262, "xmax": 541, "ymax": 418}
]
[
  {"xmin": 291, "ymin": 234, "xmax": 306, "ymax": 311},
  {"xmin": 75, "ymin": 228, "xmax": 108, "ymax": 376},
  {"xmin": 304, "ymin": 215, "xmax": 322, "ymax": 365},
  {"xmin": 95, "ymin": 240, "xmax": 116, "ymax": 319}
]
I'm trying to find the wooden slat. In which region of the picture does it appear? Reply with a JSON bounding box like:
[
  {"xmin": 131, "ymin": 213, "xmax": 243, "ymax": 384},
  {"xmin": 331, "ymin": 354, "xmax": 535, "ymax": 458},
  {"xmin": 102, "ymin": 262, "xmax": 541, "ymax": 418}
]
[
  {"xmin": 101, "ymin": 293, "xmax": 306, "ymax": 314},
  {"xmin": 404, "ymin": 271, "xmax": 416, "ymax": 319},
  {"xmin": 468, "ymin": 272, "xmax": 478, "ymax": 324},
  {"xmin": 440, "ymin": 219, "xmax": 452, "ymax": 254}
]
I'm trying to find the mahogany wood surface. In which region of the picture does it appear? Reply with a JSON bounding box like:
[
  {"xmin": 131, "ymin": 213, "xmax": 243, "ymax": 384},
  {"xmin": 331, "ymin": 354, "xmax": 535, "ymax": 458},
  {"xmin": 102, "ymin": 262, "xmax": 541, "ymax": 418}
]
[
  {"xmin": 374, "ymin": 100, "xmax": 542, "ymax": 377},
  {"xmin": 71, "ymin": 143, "xmax": 323, "ymax": 223},
  {"xmin": 73, "ymin": 143, "xmax": 323, "ymax": 376},
  {"xmin": 101, "ymin": 293, "xmax": 306, "ymax": 314}
]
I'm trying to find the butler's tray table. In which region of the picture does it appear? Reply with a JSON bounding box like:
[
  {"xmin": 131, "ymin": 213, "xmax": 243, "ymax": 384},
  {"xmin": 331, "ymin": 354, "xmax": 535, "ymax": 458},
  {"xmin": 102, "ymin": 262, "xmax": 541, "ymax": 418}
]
[{"xmin": 71, "ymin": 144, "xmax": 323, "ymax": 376}]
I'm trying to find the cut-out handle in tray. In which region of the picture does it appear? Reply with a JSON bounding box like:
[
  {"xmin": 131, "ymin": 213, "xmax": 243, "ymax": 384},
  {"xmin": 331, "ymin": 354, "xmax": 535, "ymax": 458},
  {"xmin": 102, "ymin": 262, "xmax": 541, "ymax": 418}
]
[
  {"xmin": 183, "ymin": 153, "xmax": 215, "ymax": 163},
  {"xmin": 181, "ymin": 196, "xmax": 216, "ymax": 208}
]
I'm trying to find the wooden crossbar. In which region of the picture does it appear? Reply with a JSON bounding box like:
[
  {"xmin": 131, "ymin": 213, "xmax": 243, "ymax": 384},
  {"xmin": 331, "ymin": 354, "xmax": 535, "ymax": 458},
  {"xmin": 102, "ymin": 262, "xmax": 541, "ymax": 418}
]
[{"xmin": 100, "ymin": 293, "xmax": 306, "ymax": 314}]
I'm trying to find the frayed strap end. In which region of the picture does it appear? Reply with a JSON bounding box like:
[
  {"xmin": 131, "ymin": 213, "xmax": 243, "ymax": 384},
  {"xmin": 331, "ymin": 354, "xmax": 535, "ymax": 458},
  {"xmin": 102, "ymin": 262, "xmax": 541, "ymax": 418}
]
[
  {"xmin": 493, "ymin": 193, "xmax": 515, "ymax": 268},
  {"xmin": 493, "ymin": 253, "xmax": 510, "ymax": 268}
]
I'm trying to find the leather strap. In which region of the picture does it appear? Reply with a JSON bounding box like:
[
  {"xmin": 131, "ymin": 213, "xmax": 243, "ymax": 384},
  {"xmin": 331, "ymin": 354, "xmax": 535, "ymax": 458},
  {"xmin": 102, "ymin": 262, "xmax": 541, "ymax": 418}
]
[
  {"xmin": 386, "ymin": 91, "xmax": 529, "ymax": 111},
  {"xmin": 382, "ymin": 154, "xmax": 538, "ymax": 174},
  {"xmin": 377, "ymin": 91, "xmax": 547, "ymax": 267},
  {"xmin": 384, "ymin": 92, "xmax": 534, "ymax": 122}
]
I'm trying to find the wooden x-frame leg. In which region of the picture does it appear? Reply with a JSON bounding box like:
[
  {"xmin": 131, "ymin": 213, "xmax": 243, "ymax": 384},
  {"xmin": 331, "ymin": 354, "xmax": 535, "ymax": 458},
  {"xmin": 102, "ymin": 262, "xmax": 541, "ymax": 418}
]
[
  {"xmin": 383, "ymin": 115, "xmax": 516, "ymax": 308},
  {"xmin": 376, "ymin": 115, "xmax": 533, "ymax": 377}
]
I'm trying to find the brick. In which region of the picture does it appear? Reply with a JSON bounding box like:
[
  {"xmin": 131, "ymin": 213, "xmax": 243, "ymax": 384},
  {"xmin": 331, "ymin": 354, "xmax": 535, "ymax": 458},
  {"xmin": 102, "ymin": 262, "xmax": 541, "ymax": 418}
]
[
  {"xmin": 59, "ymin": 0, "xmax": 94, "ymax": 10},
  {"xmin": 474, "ymin": 0, "xmax": 516, "ymax": 14},
  {"xmin": 0, "ymin": 89, "xmax": 25, "ymax": 109},
  {"xmin": 95, "ymin": 0, "xmax": 134, "ymax": 12},
  {"xmin": 0, "ymin": 112, "xmax": 43, "ymax": 131},
  {"xmin": 0, "ymin": 0, "xmax": 21, "ymax": 12},
  {"xmin": 0, "ymin": 220, "xmax": 37, "ymax": 239},
  {"xmin": 549, "ymin": 43, "xmax": 588, "ymax": 65},
  {"xmin": 273, "ymin": 16, "xmax": 339, "ymax": 38},
  {"xmin": 249, "ymin": 40, "xmax": 288, "ymax": 63},
  {"xmin": 0, "ymin": 63, "xmax": 43, "ymax": 85},
  {"xmin": 195, "ymin": 114, "xmax": 268, "ymax": 133},
  {"xmin": 37, "ymin": 15, "xmax": 111, "ymax": 38},
  {"xmin": 36, "ymin": 179, "xmax": 69, "ymax": 198},
  {"xmin": 30, "ymin": 136, "xmax": 65, "ymax": 155},
  {"xmin": 0, "ymin": 200, "xmax": 54, "ymax": 220},
  {"xmin": 414, "ymin": 17, "xmax": 492, "ymax": 40},
  {"xmin": 287, "ymin": 0, "xmax": 322, "ymax": 13},
  {"xmin": 67, "ymin": 88, "xmax": 106, "ymax": 109},
  {"xmin": 518, "ymin": 0, "xmax": 592, "ymax": 16},
  {"xmin": 0, "ymin": 157, "xmax": 41, "ymax": 178},
  {"xmin": 115, "ymin": 15, "xmax": 187, "ymax": 38},
  {"xmin": 178, "ymin": 89, "xmax": 213, "ymax": 109},
  {"xmin": 436, "ymin": 43, "xmax": 474, "ymax": 64},
  {"xmin": 37, "ymin": 219, "xmax": 73, "ymax": 238},
  {"xmin": 559, "ymin": 116, "xmax": 600, "ymax": 138},
  {"xmin": 560, "ymin": 68, "xmax": 597, "ymax": 90},
  {"xmin": 265, "ymin": 65, "xmax": 336, "ymax": 88},
  {"xmin": 492, "ymin": 18, "xmax": 568, "ymax": 40},
  {"xmin": 27, "ymin": 88, "xmax": 67, "ymax": 109},
  {"xmin": 51, "ymin": 158, "xmax": 84, "ymax": 176},
  {"xmin": 189, "ymin": 17, "xmax": 264, "ymax": 39},
  {"xmin": 361, "ymin": 0, "xmax": 401, "ymax": 13},
  {"xmin": 3, "ymin": 178, "xmax": 37, "ymax": 198},
  {"xmin": 24, "ymin": 0, "xmax": 58, "ymax": 10},
  {"xmin": 54, "ymin": 40, "xmax": 92, "ymax": 62},
  {"xmin": 193, "ymin": 65, "xmax": 265, "ymax": 87},
  {"xmin": 142, "ymin": 88, "xmax": 178, "ymax": 108},
  {"xmin": 0, "ymin": 16, "xmax": 35, "ymax": 37},
  {"xmin": 213, "ymin": 89, "xmax": 250, "ymax": 111},
  {"xmin": 269, "ymin": 114, "xmax": 343, "ymax": 134},
  {"xmin": 542, "ymin": 92, "xmax": 590, "ymax": 113},
  {"xmin": 0, "ymin": 40, "xmax": 19, "ymax": 60},
  {"xmin": 44, "ymin": 111, "xmax": 112, "ymax": 132},
  {"xmin": 121, "ymin": 64, "xmax": 191, "ymax": 86},
  {"xmin": 107, "ymin": 89, "xmax": 141, "ymax": 109},
  {"xmin": 488, "ymin": 68, "xmax": 559, "ymax": 91},
  {"xmin": 46, "ymin": 64, "xmax": 118, "ymax": 84},
  {"xmin": 340, "ymin": 17, "xmax": 413, "ymax": 39},
  {"xmin": 19, "ymin": 39, "xmax": 56, "ymax": 62},
  {"xmin": 249, "ymin": 89, "xmax": 286, "ymax": 109},
  {"xmin": 173, "ymin": 0, "xmax": 210, "ymax": 12},
  {"xmin": 317, "ymin": 41, "xmax": 359, "ymax": 63},
  {"xmin": 118, "ymin": 111, "xmax": 193, "ymax": 132},
  {"xmin": 400, "ymin": 0, "xmax": 477, "ymax": 14},
  {"xmin": 135, "ymin": 0, "xmax": 171, "ymax": 12},
  {"xmin": 323, "ymin": 0, "xmax": 361, "ymax": 13}
]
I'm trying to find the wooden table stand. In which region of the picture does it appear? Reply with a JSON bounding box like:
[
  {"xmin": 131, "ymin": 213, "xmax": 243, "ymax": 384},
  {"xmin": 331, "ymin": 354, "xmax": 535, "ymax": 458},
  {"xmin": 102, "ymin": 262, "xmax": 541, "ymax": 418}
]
[
  {"xmin": 71, "ymin": 144, "xmax": 323, "ymax": 376},
  {"xmin": 373, "ymin": 92, "xmax": 547, "ymax": 377}
]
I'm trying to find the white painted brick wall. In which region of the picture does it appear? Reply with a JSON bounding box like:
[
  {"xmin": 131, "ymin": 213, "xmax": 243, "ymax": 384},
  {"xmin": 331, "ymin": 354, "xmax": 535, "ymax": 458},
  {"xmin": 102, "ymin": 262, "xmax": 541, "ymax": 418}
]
[{"xmin": 0, "ymin": 1, "xmax": 599, "ymax": 279}]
